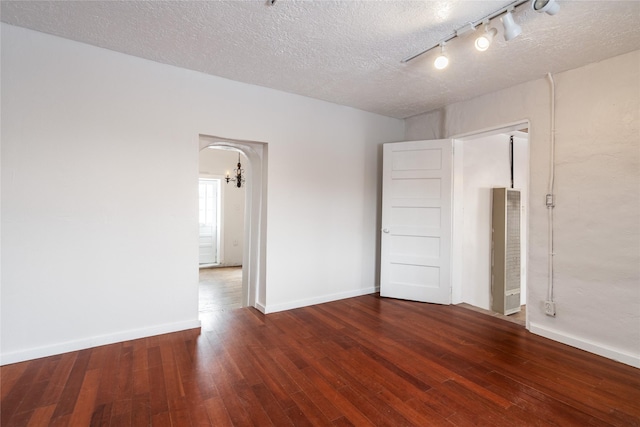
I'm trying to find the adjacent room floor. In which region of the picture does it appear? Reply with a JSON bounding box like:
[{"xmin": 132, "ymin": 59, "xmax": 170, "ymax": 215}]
[{"xmin": 199, "ymin": 266, "xmax": 242, "ymax": 314}]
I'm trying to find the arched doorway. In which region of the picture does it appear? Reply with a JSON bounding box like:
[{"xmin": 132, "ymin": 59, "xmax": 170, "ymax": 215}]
[{"xmin": 198, "ymin": 135, "xmax": 268, "ymax": 311}]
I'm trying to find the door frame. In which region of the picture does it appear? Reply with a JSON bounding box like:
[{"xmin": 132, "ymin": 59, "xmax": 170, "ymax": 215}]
[
  {"xmin": 450, "ymin": 121, "xmax": 530, "ymax": 326},
  {"xmin": 199, "ymin": 135, "xmax": 268, "ymax": 312}
]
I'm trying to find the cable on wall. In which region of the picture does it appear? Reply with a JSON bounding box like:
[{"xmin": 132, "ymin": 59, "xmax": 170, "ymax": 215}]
[
  {"xmin": 545, "ymin": 72, "xmax": 557, "ymax": 316},
  {"xmin": 509, "ymin": 135, "xmax": 514, "ymax": 189}
]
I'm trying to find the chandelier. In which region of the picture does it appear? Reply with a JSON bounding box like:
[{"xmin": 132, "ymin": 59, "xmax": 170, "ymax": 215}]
[{"xmin": 225, "ymin": 153, "xmax": 245, "ymax": 188}]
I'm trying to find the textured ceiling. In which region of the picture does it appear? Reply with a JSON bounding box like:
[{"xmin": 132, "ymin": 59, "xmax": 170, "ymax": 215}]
[{"xmin": 2, "ymin": 1, "xmax": 639, "ymax": 119}]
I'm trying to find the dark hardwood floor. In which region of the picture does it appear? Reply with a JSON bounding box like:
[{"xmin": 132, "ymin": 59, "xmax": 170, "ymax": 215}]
[
  {"xmin": 456, "ymin": 302, "xmax": 526, "ymax": 326},
  {"xmin": 2, "ymin": 294, "xmax": 639, "ymax": 426}
]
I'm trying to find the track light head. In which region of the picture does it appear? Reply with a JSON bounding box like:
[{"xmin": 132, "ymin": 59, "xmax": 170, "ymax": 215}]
[
  {"xmin": 475, "ymin": 23, "xmax": 498, "ymax": 51},
  {"xmin": 532, "ymin": 0, "xmax": 560, "ymax": 15},
  {"xmin": 434, "ymin": 43, "xmax": 449, "ymax": 69},
  {"xmin": 501, "ymin": 9, "xmax": 522, "ymax": 41}
]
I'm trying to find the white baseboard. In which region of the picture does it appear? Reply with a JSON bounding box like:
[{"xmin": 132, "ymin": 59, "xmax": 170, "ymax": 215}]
[
  {"xmin": 529, "ymin": 322, "xmax": 640, "ymax": 369},
  {"xmin": 263, "ymin": 287, "xmax": 377, "ymax": 314},
  {"xmin": 0, "ymin": 319, "xmax": 201, "ymax": 366},
  {"xmin": 255, "ymin": 301, "xmax": 267, "ymax": 314}
]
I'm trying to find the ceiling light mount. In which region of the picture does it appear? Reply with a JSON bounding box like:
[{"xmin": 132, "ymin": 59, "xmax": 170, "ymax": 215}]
[
  {"xmin": 475, "ymin": 20, "xmax": 498, "ymax": 51},
  {"xmin": 456, "ymin": 23, "xmax": 477, "ymax": 38},
  {"xmin": 532, "ymin": 0, "xmax": 560, "ymax": 15},
  {"xmin": 501, "ymin": 7, "xmax": 522, "ymax": 41},
  {"xmin": 434, "ymin": 43, "xmax": 449, "ymax": 70}
]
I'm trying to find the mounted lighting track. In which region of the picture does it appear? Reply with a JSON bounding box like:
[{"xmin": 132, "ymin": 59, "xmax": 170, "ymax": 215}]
[{"xmin": 401, "ymin": 0, "xmax": 531, "ymax": 64}]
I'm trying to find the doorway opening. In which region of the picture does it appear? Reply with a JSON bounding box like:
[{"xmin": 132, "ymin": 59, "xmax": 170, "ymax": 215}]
[
  {"xmin": 198, "ymin": 148, "xmax": 246, "ymax": 313},
  {"xmin": 452, "ymin": 122, "xmax": 530, "ymax": 327},
  {"xmin": 198, "ymin": 135, "xmax": 268, "ymax": 313}
]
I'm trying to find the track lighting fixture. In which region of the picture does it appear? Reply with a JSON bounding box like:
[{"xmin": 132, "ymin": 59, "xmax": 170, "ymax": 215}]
[
  {"xmin": 434, "ymin": 43, "xmax": 449, "ymax": 70},
  {"xmin": 475, "ymin": 21, "xmax": 498, "ymax": 51},
  {"xmin": 402, "ymin": 0, "xmax": 555, "ymax": 65},
  {"xmin": 501, "ymin": 8, "xmax": 522, "ymax": 41},
  {"xmin": 532, "ymin": 0, "xmax": 560, "ymax": 15}
]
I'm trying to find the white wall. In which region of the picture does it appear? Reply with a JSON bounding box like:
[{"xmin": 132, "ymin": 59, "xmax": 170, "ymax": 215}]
[
  {"xmin": 0, "ymin": 24, "xmax": 404, "ymax": 364},
  {"xmin": 199, "ymin": 148, "xmax": 245, "ymax": 266},
  {"xmin": 406, "ymin": 51, "xmax": 640, "ymax": 367},
  {"xmin": 460, "ymin": 133, "xmax": 528, "ymax": 310}
]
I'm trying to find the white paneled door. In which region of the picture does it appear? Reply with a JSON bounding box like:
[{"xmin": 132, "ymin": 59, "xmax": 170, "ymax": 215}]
[
  {"xmin": 380, "ymin": 140, "xmax": 453, "ymax": 304},
  {"xmin": 199, "ymin": 179, "xmax": 219, "ymax": 265}
]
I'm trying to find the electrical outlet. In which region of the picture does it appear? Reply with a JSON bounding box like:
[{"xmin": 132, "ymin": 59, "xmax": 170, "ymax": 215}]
[{"xmin": 544, "ymin": 301, "xmax": 556, "ymax": 317}]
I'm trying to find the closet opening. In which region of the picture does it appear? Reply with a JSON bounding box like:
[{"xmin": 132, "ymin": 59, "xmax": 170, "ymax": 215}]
[{"xmin": 452, "ymin": 123, "xmax": 530, "ymax": 327}]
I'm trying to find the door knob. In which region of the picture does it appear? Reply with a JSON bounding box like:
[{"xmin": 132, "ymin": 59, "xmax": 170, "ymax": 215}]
[{"xmin": 382, "ymin": 228, "xmax": 390, "ymax": 233}]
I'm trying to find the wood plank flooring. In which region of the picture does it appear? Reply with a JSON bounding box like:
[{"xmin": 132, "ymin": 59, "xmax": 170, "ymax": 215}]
[
  {"xmin": 2, "ymin": 294, "xmax": 640, "ymax": 426},
  {"xmin": 199, "ymin": 267, "xmax": 242, "ymax": 313},
  {"xmin": 456, "ymin": 303, "xmax": 526, "ymax": 326}
]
